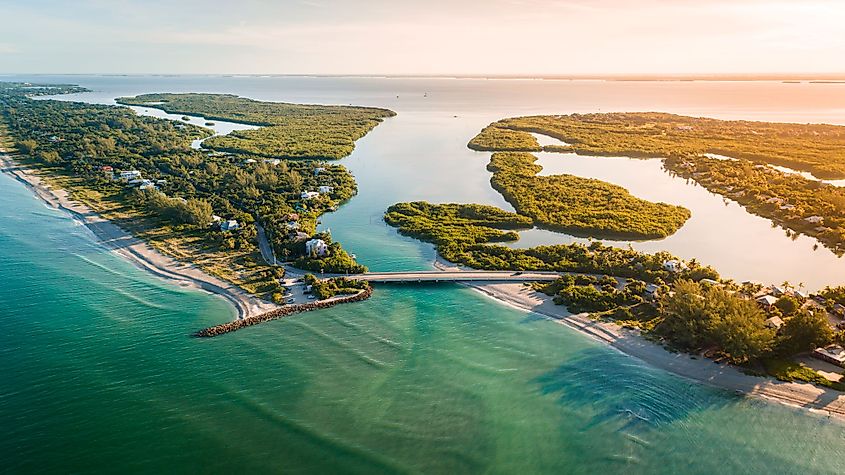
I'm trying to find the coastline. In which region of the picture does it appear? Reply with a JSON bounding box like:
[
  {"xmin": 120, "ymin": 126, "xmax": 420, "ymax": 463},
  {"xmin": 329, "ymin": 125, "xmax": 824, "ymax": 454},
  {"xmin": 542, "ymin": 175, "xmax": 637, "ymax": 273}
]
[
  {"xmin": 0, "ymin": 149, "xmax": 278, "ymax": 320},
  {"xmin": 465, "ymin": 280, "xmax": 845, "ymax": 420}
]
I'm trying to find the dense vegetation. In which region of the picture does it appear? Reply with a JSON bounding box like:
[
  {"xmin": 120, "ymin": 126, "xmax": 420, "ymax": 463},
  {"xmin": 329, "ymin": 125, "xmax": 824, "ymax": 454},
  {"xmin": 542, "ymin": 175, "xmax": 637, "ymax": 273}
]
[
  {"xmin": 384, "ymin": 201, "xmax": 532, "ymax": 245},
  {"xmin": 468, "ymin": 125, "xmax": 541, "ymax": 152},
  {"xmin": 474, "ymin": 112, "xmax": 845, "ymax": 179},
  {"xmin": 384, "ymin": 201, "xmax": 717, "ymax": 282},
  {"xmin": 664, "ymin": 155, "xmax": 845, "ymax": 254},
  {"xmin": 303, "ymin": 274, "xmax": 370, "ymax": 300},
  {"xmin": 0, "ymin": 82, "xmax": 387, "ymax": 300},
  {"xmin": 487, "ymin": 152, "xmax": 690, "ymax": 239},
  {"xmin": 117, "ymin": 93, "xmax": 395, "ymax": 160}
]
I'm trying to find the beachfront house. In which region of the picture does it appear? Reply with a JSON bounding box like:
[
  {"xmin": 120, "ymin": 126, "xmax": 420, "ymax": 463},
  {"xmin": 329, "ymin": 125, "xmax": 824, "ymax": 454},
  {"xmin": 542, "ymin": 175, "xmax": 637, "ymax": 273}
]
[
  {"xmin": 220, "ymin": 220, "xmax": 240, "ymax": 232},
  {"xmin": 813, "ymin": 345, "xmax": 845, "ymax": 367},
  {"xmin": 301, "ymin": 191, "xmax": 320, "ymax": 200},
  {"xmin": 318, "ymin": 185, "xmax": 334, "ymax": 194},
  {"xmin": 756, "ymin": 295, "xmax": 778, "ymax": 309},
  {"xmin": 305, "ymin": 238, "xmax": 329, "ymax": 257}
]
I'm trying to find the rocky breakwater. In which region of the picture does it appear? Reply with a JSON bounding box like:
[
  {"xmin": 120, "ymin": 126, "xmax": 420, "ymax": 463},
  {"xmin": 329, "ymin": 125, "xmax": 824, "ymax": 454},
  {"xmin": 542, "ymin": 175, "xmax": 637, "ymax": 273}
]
[{"xmin": 194, "ymin": 286, "xmax": 374, "ymax": 337}]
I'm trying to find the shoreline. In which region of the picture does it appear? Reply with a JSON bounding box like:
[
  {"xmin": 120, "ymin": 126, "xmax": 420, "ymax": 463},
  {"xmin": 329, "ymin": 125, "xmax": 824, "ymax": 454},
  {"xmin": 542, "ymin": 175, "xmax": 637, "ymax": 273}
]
[
  {"xmin": 0, "ymin": 149, "xmax": 278, "ymax": 320},
  {"xmin": 465, "ymin": 280, "xmax": 845, "ymax": 421}
]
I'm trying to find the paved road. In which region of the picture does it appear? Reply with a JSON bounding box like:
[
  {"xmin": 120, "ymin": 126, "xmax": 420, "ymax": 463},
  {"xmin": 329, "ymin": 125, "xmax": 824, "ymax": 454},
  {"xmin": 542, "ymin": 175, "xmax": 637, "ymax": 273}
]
[
  {"xmin": 339, "ymin": 270, "xmax": 561, "ymax": 283},
  {"xmin": 255, "ymin": 223, "xmax": 277, "ymax": 266}
]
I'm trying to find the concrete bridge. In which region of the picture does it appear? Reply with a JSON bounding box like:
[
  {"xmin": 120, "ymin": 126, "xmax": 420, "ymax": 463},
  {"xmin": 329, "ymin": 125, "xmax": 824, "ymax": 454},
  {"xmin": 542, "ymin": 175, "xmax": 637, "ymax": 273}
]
[{"xmin": 337, "ymin": 270, "xmax": 561, "ymax": 284}]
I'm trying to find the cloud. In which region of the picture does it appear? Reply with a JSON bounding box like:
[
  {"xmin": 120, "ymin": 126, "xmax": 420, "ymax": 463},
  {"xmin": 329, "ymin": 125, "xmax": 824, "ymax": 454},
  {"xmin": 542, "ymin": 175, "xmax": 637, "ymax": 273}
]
[{"xmin": 0, "ymin": 43, "xmax": 18, "ymax": 54}]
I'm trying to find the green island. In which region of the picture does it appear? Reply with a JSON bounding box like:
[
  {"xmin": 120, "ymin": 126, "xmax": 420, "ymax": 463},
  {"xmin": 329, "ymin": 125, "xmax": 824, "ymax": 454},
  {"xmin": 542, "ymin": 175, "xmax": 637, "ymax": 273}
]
[
  {"xmin": 0, "ymin": 82, "xmax": 393, "ymax": 303},
  {"xmin": 471, "ymin": 112, "xmax": 845, "ymax": 253},
  {"xmin": 487, "ymin": 152, "xmax": 690, "ymax": 239},
  {"xmin": 117, "ymin": 93, "xmax": 395, "ymax": 159}
]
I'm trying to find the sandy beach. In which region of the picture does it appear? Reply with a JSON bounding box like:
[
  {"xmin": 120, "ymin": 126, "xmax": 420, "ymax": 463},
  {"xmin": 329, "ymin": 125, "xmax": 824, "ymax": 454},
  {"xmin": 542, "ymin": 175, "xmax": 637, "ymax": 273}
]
[
  {"xmin": 467, "ymin": 280, "xmax": 845, "ymax": 420},
  {"xmin": 0, "ymin": 149, "xmax": 278, "ymax": 320}
]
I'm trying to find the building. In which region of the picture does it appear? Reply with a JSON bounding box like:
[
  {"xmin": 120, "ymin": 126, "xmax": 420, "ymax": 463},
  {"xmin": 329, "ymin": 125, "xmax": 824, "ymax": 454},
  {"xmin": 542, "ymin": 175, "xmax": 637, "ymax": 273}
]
[
  {"xmin": 118, "ymin": 170, "xmax": 141, "ymax": 181},
  {"xmin": 220, "ymin": 220, "xmax": 240, "ymax": 232},
  {"xmin": 285, "ymin": 221, "xmax": 300, "ymax": 231},
  {"xmin": 301, "ymin": 191, "xmax": 320, "ymax": 200},
  {"xmin": 318, "ymin": 185, "xmax": 333, "ymax": 194},
  {"xmin": 804, "ymin": 216, "xmax": 824, "ymax": 225},
  {"xmin": 291, "ymin": 231, "xmax": 309, "ymax": 241},
  {"xmin": 305, "ymin": 238, "xmax": 329, "ymax": 257},
  {"xmin": 756, "ymin": 295, "xmax": 778, "ymax": 309},
  {"xmin": 700, "ymin": 278, "xmax": 721, "ymax": 287},
  {"xmin": 243, "ymin": 158, "xmax": 257, "ymax": 164},
  {"xmin": 314, "ymin": 167, "xmax": 326, "ymax": 176},
  {"xmin": 834, "ymin": 303, "xmax": 845, "ymax": 317},
  {"xmin": 813, "ymin": 345, "xmax": 845, "ymax": 367},
  {"xmin": 662, "ymin": 260, "xmax": 685, "ymax": 273},
  {"xmin": 644, "ymin": 283, "xmax": 660, "ymax": 299},
  {"xmin": 138, "ymin": 179, "xmax": 156, "ymax": 190},
  {"xmin": 263, "ymin": 159, "xmax": 281, "ymax": 166},
  {"xmin": 764, "ymin": 316, "xmax": 784, "ymax": 329}
]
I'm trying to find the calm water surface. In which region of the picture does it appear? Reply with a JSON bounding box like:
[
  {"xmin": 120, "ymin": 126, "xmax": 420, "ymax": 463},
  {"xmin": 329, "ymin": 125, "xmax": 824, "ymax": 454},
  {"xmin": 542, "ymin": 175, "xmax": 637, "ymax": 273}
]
[{"xmin": 3, "ymin": 75, "xmax": 845, "ymax": 473}]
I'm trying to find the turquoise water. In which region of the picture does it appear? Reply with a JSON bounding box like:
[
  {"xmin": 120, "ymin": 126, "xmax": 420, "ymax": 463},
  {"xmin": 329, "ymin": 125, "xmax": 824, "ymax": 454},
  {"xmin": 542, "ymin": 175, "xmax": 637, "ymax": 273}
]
[{"xmin": 3, "ymin": 76, "xmax": 845, "ymax": 473}]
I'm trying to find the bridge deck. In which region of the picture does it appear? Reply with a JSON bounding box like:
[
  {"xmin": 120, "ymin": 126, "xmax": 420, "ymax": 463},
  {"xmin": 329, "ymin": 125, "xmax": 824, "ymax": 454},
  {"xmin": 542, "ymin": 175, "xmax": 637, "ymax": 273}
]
[{"xmin": 339, "ymin": 271, "xmax": 561, "ymax": 283}]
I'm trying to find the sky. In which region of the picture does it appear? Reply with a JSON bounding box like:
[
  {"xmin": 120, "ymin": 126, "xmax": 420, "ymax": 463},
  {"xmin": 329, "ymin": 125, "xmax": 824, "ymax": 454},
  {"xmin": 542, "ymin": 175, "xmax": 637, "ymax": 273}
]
[{"xmin": 1, "ymin": 0, "xmax": 843, "ymax": 76}]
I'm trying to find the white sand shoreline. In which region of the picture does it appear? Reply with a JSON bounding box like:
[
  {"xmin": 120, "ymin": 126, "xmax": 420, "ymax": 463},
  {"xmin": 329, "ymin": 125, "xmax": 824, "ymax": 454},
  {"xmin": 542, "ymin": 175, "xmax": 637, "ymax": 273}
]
[
  {"xmin": 465, "ymin": 280, "xmax": 845, "ymax": 421},
  {"xmin": 0, "ymin": 149, "xmax": 278, "ymax": 320}
]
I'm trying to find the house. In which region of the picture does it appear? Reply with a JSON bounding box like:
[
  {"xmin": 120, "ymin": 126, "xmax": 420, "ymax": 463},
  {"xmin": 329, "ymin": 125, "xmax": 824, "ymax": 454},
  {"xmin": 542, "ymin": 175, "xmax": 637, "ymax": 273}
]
[
  {"xmin": 138, "ymin": 179, "xmax": 156, "ymax": 190},
  {"xmin": 211, "ymin": 215, "xmax": 223, "ymax": 224},
  {"xmin": 756, "ymin": 295, "xmax": 778, "ymax": 308},
  {"xmin": 285, "ymin": 213, "xmax": 300, "ymax": 222},
  {"xmin": 318, "ymin": 185, "xmax": 333, "ymax": 194},
  {"xmin": 771, "ymin": 286, "xmax": 786, "ymax": 297},
  {"xmin": 834, "ymin": 303, "xmax": 845, "ymax": 317},
  {"xmin": 301, "ymin": 191, "xmax": 320, "ymax": 200},
  {"xmin": 792, "ymin": 289, "xmax": 808, "ymax": 300},
  {"xmin": 662, "ymin": 260, "xmax": 685, "ymax": 273},
  {"xmin": 804, "ymin": 216, "xmax": 824, "ymax": 225},
  {"xmin": 314, "ymin": 167, "xmax": 326, "ymax": 176},
  {"xmin": 119, "ymin": 170, "xmax": 142, "ymax": 181},
  {"xmin": 644, "ymin": 283, "xmax": 660, "ymax": 299},
  {"xmin": 291, "ymin": 231, "xmax": 309, "ymax": 241},
  {"xmin": 779, "ymin": 204, "xmax": 796, "ymax": 211},
  {"xmin": 285, "ymin": 221, "xmax": 300, "ymax": 231},
  {"xmin": 263, "ymin": 159, "xmax": 281, "ymax": 166},
  {"xmin": 243, "ymin": 158, "xmax": 257, "ymax": 164},
  {"xmin": 700, "ymin": 278, "xmax": 721, "ymax": 287},
  {"xmin": 813, "ymin": 345, "xmax": 845, "ymax": 367},
  {"xmin": 305, "ymin": 238, "xmax": 329, "ymax": 257},
  {"xmin": 220, "ymin": 220, "xmax": 240, "ymax": 232},
  {"xmin": 764, "ymin": 316, "xmax": 784, "ymax": 329}
]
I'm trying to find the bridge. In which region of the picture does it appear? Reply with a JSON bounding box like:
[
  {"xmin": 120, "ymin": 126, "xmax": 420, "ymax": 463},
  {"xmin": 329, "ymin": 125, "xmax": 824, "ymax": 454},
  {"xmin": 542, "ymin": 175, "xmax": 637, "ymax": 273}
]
[{"xmin": 337, "ymin": 270, "xmax": 562, "ymax": 284}]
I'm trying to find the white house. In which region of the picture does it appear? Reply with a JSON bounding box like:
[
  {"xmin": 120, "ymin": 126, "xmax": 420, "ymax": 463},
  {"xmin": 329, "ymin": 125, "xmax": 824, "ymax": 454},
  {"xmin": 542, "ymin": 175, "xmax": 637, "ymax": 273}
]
[
  {"xmin": 243, "ymin": 158, "xmax": 257, "ymax": 164},
  {"xmin": 305, "ymin": 238, "xmax": 329, "ymax": 257},
  {"xmin": 805, "ymin": 216, "xmax": 824, "ymax": 225},
  {"xmin": 313, "ymin": 167, "xmax": 326, "ymax": 176},
  {"xmin": 220, "ymin": 220, "xmax": 240, "ymax": 232},
  {"xmin": 263, "ymin": 159, "xmax": 281, "ymax": 166},
  {"xmin": 644, "ymin": 283, "xmax": 660, "ymax": 299},
  {"xmin": 119, "ymin": 170, "xmax": 142, "ymax": 180},
  {"xmin": 662, "ymin": 260, "xmax": 685, "ymax": 273},
  {"xmin": 318, "ymin": 185, "xmax": 333, "ymax": 194},
  {"xmin": 138, "ymin": 179, "xmax": 156, "ymax": 190},
  {"xmin": 813, "ymin": 345, "xmax": 845, "ymax": 367},
  {"xmin": 301, "ymin": 191, "xmax": 320, "ymax": 200}
]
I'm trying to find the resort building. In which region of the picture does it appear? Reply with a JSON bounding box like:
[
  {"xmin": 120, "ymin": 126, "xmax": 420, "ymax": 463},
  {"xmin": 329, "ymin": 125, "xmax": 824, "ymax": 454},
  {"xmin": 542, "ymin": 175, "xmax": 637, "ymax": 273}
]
[{"xmin": 305, "ymin": 238, "xmax": 329, "ymax": 257}]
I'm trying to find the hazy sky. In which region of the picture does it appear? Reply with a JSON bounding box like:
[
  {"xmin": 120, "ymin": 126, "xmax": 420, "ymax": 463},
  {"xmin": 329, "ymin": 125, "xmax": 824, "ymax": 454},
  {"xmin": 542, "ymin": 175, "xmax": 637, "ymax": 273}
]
[{"xmin": 1, "ymin": 0, "xmax": 843, "ymax": 75}]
